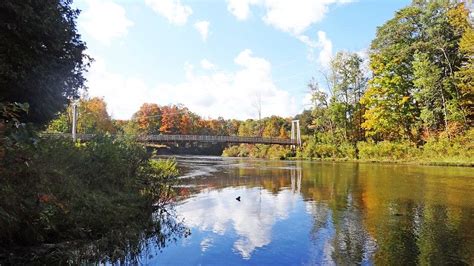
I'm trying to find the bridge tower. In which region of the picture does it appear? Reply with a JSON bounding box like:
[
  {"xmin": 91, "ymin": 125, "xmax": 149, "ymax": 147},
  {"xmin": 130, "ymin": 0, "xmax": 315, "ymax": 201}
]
[
  {"xmin": 72, "ymin": 101, "xmax": 78, "ymax": 141},
  {"xmin": 290, "ymin": 120, "xmax": 301, "ymax": 147}
]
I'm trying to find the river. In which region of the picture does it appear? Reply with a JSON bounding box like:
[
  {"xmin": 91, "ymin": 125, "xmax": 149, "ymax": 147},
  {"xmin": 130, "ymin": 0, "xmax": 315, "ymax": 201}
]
[{"xmin": 144, "ymin": 156, "xmax": 473, "ymax": 265}]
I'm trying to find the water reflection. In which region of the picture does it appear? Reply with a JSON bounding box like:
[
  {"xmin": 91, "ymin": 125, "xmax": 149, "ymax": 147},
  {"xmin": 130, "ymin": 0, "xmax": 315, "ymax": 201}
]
[
  {"xmin": 154, "ymin": 157, "xmax": 474, "ymax": 265},
  {"xmin": 179, "ymin": 187, "xmax": 299, "ymax": 259}
]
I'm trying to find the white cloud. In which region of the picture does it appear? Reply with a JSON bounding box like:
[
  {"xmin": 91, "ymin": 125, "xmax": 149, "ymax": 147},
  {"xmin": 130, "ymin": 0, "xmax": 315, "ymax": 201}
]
[
  {"xmin": 227, "ymin": 0, "xmax": 353, "ymax": 35},
  {"xmin": 79, "ymin": 0, "xmax": 133, "ymax": 45},
  {"xmin": 86, "ymin": 56, "xmax": 150, "ymax": 119},
  {"xmin": 194, "ymin": 20, "xmax": 210, "ymax": 41},
  {"xmin": 227, "ymin": 0, "xmax": 259, "ymax": 20},
  {"xmin": 316, "ymin": 31, "xmax": 333, "ymax": 68},
  {"xmin": 86, "ymin": 50, "xmax": 298, "ymax": 120},
  {"xmin": 200, "ymin": 59, "xmax": 216, "ymax": 70},
  {"xmin": 145, "ymin": 0, "xmax": 193, "ymax": 25},
  {"xmin": 297, "ymin": 31, "xmax": 333, "ymax": 68}
]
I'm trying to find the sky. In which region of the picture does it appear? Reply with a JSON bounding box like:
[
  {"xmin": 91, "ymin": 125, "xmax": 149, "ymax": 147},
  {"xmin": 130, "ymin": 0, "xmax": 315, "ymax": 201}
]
[{"xmin": 73, "ymin": 0, "xmax": 410, "ymax": 120}]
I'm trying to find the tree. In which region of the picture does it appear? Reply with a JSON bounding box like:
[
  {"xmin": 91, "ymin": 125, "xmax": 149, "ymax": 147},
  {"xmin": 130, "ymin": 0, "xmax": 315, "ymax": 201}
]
[
  {"xmin": 361, "ymin": 1, "xmax": 470, "ymax": 141},
  {"xmin": 77, "ymin": 97, "xmax": 114, "ymax": 134},
  {"xmin": 450, "ymin": 3, "xmax": 474, "ymax": 126},
  {"xmin": 328, "ymin": 51, "xmax": 367, "ymax": 142},
  {"xmin": 159, "ymin": 105, "xmax": 181, "ymax": 134},
  {"xmin": 47, "ymin": 97, "xmax": 114, "ymax": 134},
  {"xmin": 412, "ymin": 52, "xmax": 446, "ymax": 133},
  {"xmin": 0, "ymin": 0, "xmax": 90, "ymax": 124},
  {"xmin": 133, "ymin": 103, "xmax": 161, "ymax": 134}
]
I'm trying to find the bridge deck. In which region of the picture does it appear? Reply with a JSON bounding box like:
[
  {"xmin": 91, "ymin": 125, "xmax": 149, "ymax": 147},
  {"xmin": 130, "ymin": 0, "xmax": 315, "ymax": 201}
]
[{"xmin": 43, "ymin": 133, "xmax": 297, "ymax": 145}]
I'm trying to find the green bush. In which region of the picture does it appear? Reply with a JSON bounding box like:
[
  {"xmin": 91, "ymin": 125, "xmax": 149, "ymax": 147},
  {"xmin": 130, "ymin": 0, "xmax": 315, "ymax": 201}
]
[
  {"xmin": 300, "ymin": 138, "xmax": 355, "ymax": 159},
  {"xmin": 0, "ymin": 134, "xmax": 187, "ymax": 263},
  {"xmin": 357, "ymin": 140, "xmax": 419, "ymax": 161},
  {"xmin": 222, "ymin": 144, "xmax": 292, "ymax": 159},
  {"xmin": 422, "ymin": 129, "xmax": 474, "ymax": 163},
  {"xmin": 222, "ymin": 145, "xmax": 241, "ymax": 157},
  {"xmin": 337, "ymin": 142, "xmax": 357, "ymax": 159}
]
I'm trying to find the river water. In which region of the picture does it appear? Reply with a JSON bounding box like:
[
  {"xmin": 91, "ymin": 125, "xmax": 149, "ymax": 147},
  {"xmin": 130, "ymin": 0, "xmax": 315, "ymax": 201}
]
[{"xmin": 145, "ymin": 156, "xmax": 473, "ymax": 265}]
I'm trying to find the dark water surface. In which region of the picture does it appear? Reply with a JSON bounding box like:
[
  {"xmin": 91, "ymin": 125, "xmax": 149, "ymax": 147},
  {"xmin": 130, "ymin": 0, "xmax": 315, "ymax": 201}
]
[{"xmin": 145, "ymin": 156, "xmax": 473, "ymax": 265}]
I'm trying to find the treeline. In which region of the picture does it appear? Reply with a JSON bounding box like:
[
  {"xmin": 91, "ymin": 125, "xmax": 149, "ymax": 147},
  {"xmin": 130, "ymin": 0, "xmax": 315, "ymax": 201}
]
[
  {"xmin": 48, "ymin": 99, "xmax": 292, "ymax": 138},
  {"xmin": 297, "ymin": 1, "xmax": 473, "ymax": 165}
]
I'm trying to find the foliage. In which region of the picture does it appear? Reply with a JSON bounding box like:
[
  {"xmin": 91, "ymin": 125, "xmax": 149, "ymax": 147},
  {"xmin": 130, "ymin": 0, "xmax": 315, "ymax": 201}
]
[
  {"xmin": 357, "ymin": 140, "xmax": 419, "ymax": 161},
  {"xmin": 132, "ymin": 103, "xmax": 162, "ymax": 134},
  {"xmin": 0, "ymin": 134, "xmax": 188, "ymax": 263},
  {"xmin": 422, "ymin": 129, "xmax": 474, "ymax": 163},
  {"xmin": 223, "ymin": 144, "xmax": 292, "ymax": 160},
  {"xmin": 361, "ymin": 1, "xmax": 470, "ymax": 141},
  {"xmin": 47, "ymin": 97, "xmax": 115, "ymax": 134},
  {"xmin": 0, "ymin": 0, "xmax": 90, "ymax": 124},
  {"xmin": 299, "ymin": 136, "xmax": 356, "ymax": 159}
]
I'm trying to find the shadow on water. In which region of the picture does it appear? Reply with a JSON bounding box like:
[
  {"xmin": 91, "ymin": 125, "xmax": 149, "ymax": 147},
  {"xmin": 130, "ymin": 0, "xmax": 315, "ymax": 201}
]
[{"xmin": 3, "ymin": 199, "xmax": 190, "ymax": 265}]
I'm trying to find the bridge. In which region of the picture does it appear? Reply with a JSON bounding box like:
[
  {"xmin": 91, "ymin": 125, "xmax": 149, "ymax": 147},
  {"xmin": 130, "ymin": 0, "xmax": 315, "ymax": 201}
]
[{"xmin": 44, "ymin": 133, "xmax": 299, "ymax": 146}]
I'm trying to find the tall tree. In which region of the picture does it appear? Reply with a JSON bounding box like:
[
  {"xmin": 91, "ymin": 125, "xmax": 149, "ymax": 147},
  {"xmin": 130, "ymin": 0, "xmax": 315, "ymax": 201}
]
[
  {"xmin": 361, "ymin": 1, "xmax": 471, "ymax": 140},
  {"xmin": 450, "ymin": 3, "xmax": 474, "ymax": 126},
  {"xmin": 328, "ymin": 51, "xmax": 367, "ymax": 142},
  {"xmin": 0, "ymin": 0, "xmax": 90, "ymax": 124}
]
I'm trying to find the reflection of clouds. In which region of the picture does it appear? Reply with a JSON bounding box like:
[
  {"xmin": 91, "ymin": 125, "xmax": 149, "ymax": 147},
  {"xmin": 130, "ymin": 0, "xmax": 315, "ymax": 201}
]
[
  {"xmin": 200, "ymin": 237, "xmax": 213, "ymax": 252},
  {"xmin": 177, "ymin": 187, "xmax": 298, "ymax": 259}
]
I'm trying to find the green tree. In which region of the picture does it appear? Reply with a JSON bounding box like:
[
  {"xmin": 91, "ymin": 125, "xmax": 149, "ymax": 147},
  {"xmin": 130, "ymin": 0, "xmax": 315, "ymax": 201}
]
[
  {"xmin": 0, "ymin": 0, "xmax": 90, "ymax": 124},
  {"xmin": 328, "ymin": 51, "xmax": 367, "ymax": 142},
  {"xmin": 450, "ymin": 3, "xmax": 474, "ymax": 126},
  {"xmin": 361, "ymin": 1, "xmax": 470, "ymax": 141}
]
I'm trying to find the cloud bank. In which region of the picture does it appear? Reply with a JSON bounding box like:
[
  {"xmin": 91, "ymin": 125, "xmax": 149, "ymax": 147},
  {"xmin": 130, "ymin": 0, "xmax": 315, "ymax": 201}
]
[{"xmin": 86, "ymin": 50, "xmax": 298, "ymax": 120}]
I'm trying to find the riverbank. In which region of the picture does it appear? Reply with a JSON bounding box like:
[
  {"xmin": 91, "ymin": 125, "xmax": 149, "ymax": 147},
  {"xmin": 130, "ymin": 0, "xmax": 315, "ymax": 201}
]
[
  {"xmin": 286, "ymin": 157, "xmax": 474, "ymax": 167},
  {"xmin": 222, "ymin": 131, "xmax": 474, "ymax": 167},
  {"xmin": 0, "ymin": 134, "xmax": 187, "ymax": 264}
]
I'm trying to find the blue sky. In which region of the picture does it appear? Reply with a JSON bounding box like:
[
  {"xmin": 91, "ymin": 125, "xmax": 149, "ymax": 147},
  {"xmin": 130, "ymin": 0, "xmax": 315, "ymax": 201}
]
[{"xmin": 74, "ymin": 0, "xmax": 409, "ymax": 120}]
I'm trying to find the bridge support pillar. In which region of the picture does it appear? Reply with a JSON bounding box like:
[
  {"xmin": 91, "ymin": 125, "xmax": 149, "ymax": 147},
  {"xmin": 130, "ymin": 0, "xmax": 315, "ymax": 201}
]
[
  {"xmin": 72, "ymin": 101, "xmax": 78, "ymax": 142},
  {"xmin": 291, "ymin": 120, "xmax": 301, "ymax": 148}
]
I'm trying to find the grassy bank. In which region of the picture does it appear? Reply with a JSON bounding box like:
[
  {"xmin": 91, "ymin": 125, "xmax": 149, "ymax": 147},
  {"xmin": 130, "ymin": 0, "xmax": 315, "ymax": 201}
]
[
  {"xmin": 0, "ymin": 133, "xmax": 188, "ymax": 263},
  {"xmin": 222, "ymin": 130, "xmax": 474, "ymax": 167}
]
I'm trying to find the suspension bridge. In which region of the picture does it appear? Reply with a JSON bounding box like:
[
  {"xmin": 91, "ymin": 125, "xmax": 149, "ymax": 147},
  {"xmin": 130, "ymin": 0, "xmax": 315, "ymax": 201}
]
[{"xmin": 45, "ymin": 133, "xmax": 300, "ymax": 146}]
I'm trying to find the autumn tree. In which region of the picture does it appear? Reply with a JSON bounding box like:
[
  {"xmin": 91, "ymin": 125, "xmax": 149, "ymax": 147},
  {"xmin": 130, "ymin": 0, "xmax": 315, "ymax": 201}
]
[
  {"xmin": 450, "ymin": 3, "xmax": 474, "ymax": 126},
  {"xmin": 132, "ymin": 103, "xmax": 161, "ymax": 134},
  {"xmin": 47, "ymin": 97, "xmax": 114, "ymax": 134},
  {"xmin": 159, "ymin": 105, "xmax": 182, "ymax": 134}
]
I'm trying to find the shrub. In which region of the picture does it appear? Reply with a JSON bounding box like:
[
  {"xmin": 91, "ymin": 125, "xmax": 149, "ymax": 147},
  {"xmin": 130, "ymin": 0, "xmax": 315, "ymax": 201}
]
[
  {"xmin": 357, "ymin": 140, "xmax": 419, "ymax": 161},
  {"xmin": 337, "ymin": 142, "xmax": 357, "ymax": 159},
  {"xmin": 0, "ymin": 134, "xmax": 188, "ymax": 263},
  {"xmin": 422, "ymin": 129, "xmax": 474, "ymax": 163}
]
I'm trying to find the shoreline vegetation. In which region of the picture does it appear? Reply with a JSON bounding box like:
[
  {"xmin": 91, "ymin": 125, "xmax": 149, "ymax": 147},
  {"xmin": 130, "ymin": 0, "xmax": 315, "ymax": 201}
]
[
  {"xmin": 0, "ymin": 0, "xmax": 473, "ymax": 263},
  {"xmin": 222, "ymin": 130, "xmax": 474, "ymax": 167},
  {"xmin": 0, "ymin": 130, "xmax": 188, "ymax": 263}
]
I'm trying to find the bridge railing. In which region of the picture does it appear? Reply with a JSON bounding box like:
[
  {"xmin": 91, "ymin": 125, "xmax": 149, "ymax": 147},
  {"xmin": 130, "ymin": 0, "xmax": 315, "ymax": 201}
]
[
  {"xmin": 40, "ymin": 133, "xmax": 297, "ymax": 145},
  {"xmin": 139, "ymin": 134, "xmax": 296, "ymax": 145}
]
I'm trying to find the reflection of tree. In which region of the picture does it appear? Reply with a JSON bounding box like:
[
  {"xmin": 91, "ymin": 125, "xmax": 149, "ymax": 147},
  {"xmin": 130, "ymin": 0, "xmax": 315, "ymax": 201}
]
[
  {"xmin": 416, "ymin": 205, "xmax": 472, "ymax": 265},
  {"xmin": 18, "ymin": 198, "xmax": 190, "ymax": 264},
  {"xmin": 176, "ymin": 157, "xmax": 474, "ymax": 264},
  {"xmin": 304, "ymin": 163, "xmax": 376, "ymax": 264}
]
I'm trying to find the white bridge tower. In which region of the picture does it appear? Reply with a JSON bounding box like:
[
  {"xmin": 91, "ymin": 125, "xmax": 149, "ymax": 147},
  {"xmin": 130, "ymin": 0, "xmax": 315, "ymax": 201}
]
[{"xmin": 290, "ymin": 120, "xmax": 301, "ymax": 147}]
